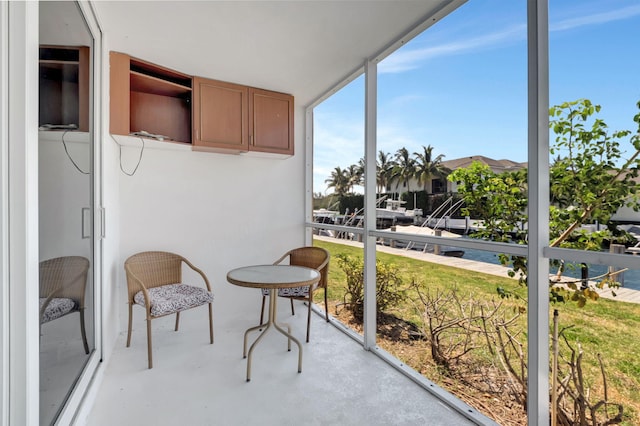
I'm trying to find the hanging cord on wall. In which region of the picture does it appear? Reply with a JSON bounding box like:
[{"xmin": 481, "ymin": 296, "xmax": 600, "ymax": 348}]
[
  {"xmin": 111, "ymin": 134, "xmax": 145, "ymax": 176},
  {"xmin": 62, "ymin": 130, "xmax": 90, "ymax": 175}
]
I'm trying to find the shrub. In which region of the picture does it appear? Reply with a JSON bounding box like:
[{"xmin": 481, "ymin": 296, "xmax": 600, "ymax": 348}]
[{"xmin": 335, "ymin": 253, "xmax": 406, "ymax": 320}]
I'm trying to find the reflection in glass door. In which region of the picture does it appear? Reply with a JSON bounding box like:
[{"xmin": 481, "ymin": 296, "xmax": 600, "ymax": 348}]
[{"xmin": 38, "ymin": 2, "xmax": 94, "ymax": 424}]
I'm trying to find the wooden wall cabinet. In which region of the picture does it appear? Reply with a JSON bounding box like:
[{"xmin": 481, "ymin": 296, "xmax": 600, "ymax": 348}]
[
  {"xmin": 193, "ymin": 77, "xmax": 294, "ymax": 156},
  {"xmin": 192, "ymin": 77, "xmax": 248, "ymax": 152},
  {"xmin": 110, "ymin": 51, "xmax": 192, "ymax": 144},
  {"xmin": 110, "ymin": 51, "xmax": 294, "ymax": 156},
  {"xmin": 39, "ymin": 45, "xmax": 90, "ymax": 131},
  {"xmin": 249, "ymin": 88, "xmax": 294, "ymax": 156}
]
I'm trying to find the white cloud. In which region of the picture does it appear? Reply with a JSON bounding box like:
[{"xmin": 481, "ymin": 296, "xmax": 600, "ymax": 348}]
[
  {"xmin": 379, "ymin": 24, "xmax": 525, "ymax": 74},
  {"xmin": 379, "ymin": 3, "xmax": 640, "ymax": 74},
  {"xmin": 551, "ymin": 4, "xmax": 640, "ymax": 32},
  {"xmin": 387, "ymin": 94, "xmax": 426, "ymax": 108},
  {"xmin": 313, "ymin": 111, "xmax": 364, "ymax": 193}
]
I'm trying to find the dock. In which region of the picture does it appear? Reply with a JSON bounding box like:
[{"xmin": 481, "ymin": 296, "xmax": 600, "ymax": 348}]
[{"xmin": 314, "ymin": 235, "xmax": 640, "ymax": 305}]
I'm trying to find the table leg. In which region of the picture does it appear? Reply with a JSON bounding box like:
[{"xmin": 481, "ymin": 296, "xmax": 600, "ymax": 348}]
[
  {"xmin": 245, "ymin": 321, "xmax": 291, "ymax": 356},
  {"xmin": 243, "ymin": 323, "xmax": 268, "ymax": 359},
  {"xmin": 273, "ymin": 320, "xmax": 303, "ymax": 374},
  {"xmin": 245, "ymin": 288, "xmax": 303, "ymax": 381},
  {"xmin": 270, "ymin": 291, "xmax": 302, "ymax": 373}
]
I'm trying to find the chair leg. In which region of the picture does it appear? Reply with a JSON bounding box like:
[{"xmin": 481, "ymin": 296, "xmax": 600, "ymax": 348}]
[
  {"xmin": 175, "ymin": 311, "xmax": 180, "ymax": 331},
  {"xmin": 208, "ymin": 303, "xmax": 214, "ymax": 344},
  {"xmin": 306, "ymin": 298, "xmax": 312, "ymax": 343},
  {"xmin": 146, "ymin": 316, "xmax": 153, "ymax": 369},
  {"xmin": 290, "ymin": 298, "xmax": 295, "ymax": 315},
  {"xmin": 306, "ymin": 291, "xmax": 314, "ymax": 343},
  {"xmin": 259, "ymin": 295, "xmax": 267, "ymax": 325},
  {"xmin": 79, "ymin": 309, "xmax": 89, "ymax": 354},
  {"xmin": 126, "ymin": 303, "xmax": 133, "ymax": 347},
  {"xmin": 324, "ymin": 288, "xmax": 329, "ymax": 322}
]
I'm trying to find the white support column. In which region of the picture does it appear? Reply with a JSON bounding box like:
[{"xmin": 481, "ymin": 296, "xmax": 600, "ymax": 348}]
[
  {"xmin": 363, "ymin": 59, "xmax": 378, "ymax": 349},
  {"xmin": 527, "ymin": 0, "xmax": 550, "ymax": 424},
  {"xmin": 0, "ymin": 2, "xmax": 8, "ymax": 424},
  {"xmin": 7, "ymin": 2, "xmax": 40, "ymax": 425},
  {"xmin": 304, "ymin": 107, "xmax": 314, "ymax": 245}
]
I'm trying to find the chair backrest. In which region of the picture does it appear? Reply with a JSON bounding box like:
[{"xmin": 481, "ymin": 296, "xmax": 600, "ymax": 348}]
[
  {"xmin": 285, "ymin": 247, "xmax": 330, "ymax": 289},
  {"xmin": 124, "ymin": 251, "xmax": 184, "ymax": 302},
  {"xmin": 39, "ymin": 256, "xmax": 90, "ymax": 307}
]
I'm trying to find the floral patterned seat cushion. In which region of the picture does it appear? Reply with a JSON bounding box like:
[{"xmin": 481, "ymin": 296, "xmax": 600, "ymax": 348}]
[
  {"xmin": 261, "ymin": 283, "xmax": 317, "ymax": 298},
  {"xmin": 134, "ymin": 283, "xmax": 214, "ymax": 317},
  {"xmin": 40, "ymin": 297, "xmax": 76, "ymax": 323}
]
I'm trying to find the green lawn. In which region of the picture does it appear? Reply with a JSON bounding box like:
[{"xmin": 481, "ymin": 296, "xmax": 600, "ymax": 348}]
[{"xmin": 314, "ymin": 238, "xmax": 640, "ymax": 424}]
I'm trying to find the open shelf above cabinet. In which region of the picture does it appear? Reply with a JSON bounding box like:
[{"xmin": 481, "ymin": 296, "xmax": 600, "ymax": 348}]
[
  {"xmin": 39, "ymin": 45, "xmax": 90, "ymax": 132},
  {"xmin": 110, "ymin": 51, "xmax": 192, "ymax": 144},
  {"xmin": 130, "ymin": 71, "xmax": 191, "ymax": 98}
]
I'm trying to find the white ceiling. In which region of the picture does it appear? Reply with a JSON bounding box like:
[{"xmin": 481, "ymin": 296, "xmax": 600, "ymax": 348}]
[{"xmin": 92, "ymin": 1, "xmax": 458, "ymax": 107}]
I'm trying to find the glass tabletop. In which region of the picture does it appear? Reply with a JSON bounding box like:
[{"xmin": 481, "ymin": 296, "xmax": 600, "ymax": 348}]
[{"xmin": 226, "ymin": 264, "xmax": 320, "ymax": 289}]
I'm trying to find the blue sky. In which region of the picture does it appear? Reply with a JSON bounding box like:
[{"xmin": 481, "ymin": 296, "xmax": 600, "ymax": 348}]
[{"xmin": 313, "ymin": 1, "xmax": 640, "ymax": 194}]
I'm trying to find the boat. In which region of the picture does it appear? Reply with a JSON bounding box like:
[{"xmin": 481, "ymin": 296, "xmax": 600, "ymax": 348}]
[
  {"xmin": 377, "ymin": 224, "xmax": 465, "ymax": 257},
  {"xmin": 313, "ymin": 208, "xmax": 339, "ymax": 224},
  {"xmin": 442, "ymin": 249, "xmax": 465, "ymax": 257},
  {"xmin": 376, "ymin": 199, "xmax": 421, "ymax": 226}
]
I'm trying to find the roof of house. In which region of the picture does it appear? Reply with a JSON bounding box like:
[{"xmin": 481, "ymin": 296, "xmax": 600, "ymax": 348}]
[{"xmin": 441, "ymin": 155, "xmax": 527, "ymax": 173}]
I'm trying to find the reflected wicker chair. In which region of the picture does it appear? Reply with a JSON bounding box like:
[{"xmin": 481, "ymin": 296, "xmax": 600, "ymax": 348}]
[
  {"xmin": 39, "ymin": 256, "xmax": 90, "ymax": 354},
  {"xmin": 259, "ymin": 247, "xmax": 330, "ymax": 342},
  {"xmin": 124, "ymin": 251, "xmax": 214, "ymax": 369}
]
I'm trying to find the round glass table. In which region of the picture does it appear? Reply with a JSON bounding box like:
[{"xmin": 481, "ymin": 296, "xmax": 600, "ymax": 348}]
[{"xmin": 226, "ymin": 264, "xmax": 320, "ymax": 381}]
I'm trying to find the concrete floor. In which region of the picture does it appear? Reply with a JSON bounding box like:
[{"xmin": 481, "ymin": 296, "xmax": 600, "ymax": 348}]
[
  {"xmin": 86, "ymin": 294, "xmax": 486, "ymax": 426},
  {"xmin": 84, "ymin": 235, "xmax": 639, "ymax": 425}
]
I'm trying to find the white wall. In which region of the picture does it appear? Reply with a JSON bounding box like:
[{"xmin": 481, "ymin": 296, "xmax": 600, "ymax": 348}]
[
  {"xmin": 99, "ymin": 121, "xmax": 121, "ymax": 359},
  {"xmin": 98, "ymin": 46, "xmax": 308, "ymax": 350}
]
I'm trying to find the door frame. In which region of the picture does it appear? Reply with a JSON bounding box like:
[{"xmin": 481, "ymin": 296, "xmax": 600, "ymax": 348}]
[
  {"xmin": 56, "ymin": 1, "xmax": 104, "ymax": 423},
  {"xmin": 0, "ymin": 1, "xmax": 103, "ymax": 425}
]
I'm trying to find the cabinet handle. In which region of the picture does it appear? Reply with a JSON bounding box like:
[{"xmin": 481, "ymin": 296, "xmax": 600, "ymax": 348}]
[
  {"xmin": 250, "ymin": 135, "xmax": 254, "ymax": 145},
  {"xmin": 81, "ymin": 207, "xmax": 91, "ymax": 239}
]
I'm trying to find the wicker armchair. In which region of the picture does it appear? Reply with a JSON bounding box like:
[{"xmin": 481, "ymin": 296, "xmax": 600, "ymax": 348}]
[
  {"xmin": 259, "ymin": 247, "xmax": 330, "ymax": 342},
  {"xmin": 39, "ymin": 256, "xmax": 90, "ymax": 354},
  {"xmin": 124, "ymin": 251, "xmax": 214, "ymax": 369}
]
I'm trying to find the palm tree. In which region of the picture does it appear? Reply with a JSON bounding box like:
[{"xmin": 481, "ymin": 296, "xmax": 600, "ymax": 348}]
[
  {"xmin": 356, "ymin": 157, "xmax": 365, "ymax": 187},
  {"xmin": 392, "ymin": 147, "xmax": 416, "ymax": 194},
  {"xmin": 325, "ymin": 166, "xmax": 350, "ymax": 196},
  {"xmin": 345, "ymin": 164, "xmax": 362, "ymax": 193},
  {"xmin": 376, "ymin": 151, "xmax": 395, "ymax": 194},
  {"xmin": 413, "ymin": 145, "xmax": 449, "ymax": 193}
]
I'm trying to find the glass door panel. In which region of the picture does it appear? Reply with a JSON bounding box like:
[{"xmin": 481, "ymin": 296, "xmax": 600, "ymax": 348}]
[{"xmin": 38, "ymin": 2, "xmax": 94, "ymax": 424}]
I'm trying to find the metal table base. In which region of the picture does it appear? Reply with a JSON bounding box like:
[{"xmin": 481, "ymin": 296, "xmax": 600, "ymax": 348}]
[{"xmin": 242, "ymin": 289, "xmax": 302, "ymax": 381}]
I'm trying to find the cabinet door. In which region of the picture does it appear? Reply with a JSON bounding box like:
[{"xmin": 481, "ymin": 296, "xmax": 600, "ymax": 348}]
[
  {"xmin": 249, "ymin": 88, "xmax": 294, "ymax": 155},
  {"xmin": 193, "ymin": 77, "xmax": 248, "ymax": 152}
]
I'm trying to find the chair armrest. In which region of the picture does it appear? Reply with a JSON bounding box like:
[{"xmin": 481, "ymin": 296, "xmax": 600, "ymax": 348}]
[
  {"xmin": 317, "ymin": 256, "xmax": 330, "ymax": 271},
  {"xmin": 272, "ymin": 252, "xmax": 290, "ymax": 266},
  {"xmin": 181, "ymin": 258, "xmax": 212, "ymax": 292},
  {"xmin": 124, "ymin": 265, "xmax": 151, "ymax": 306}
]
